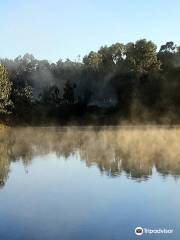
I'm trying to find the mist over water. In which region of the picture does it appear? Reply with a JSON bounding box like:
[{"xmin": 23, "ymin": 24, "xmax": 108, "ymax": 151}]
[
  {"xmin": 0, "ymin": 127, "xmax": 180, "ymax": 239},
  {"xmin": 1, "ymin": 0, "xmax": 180, "ymax": 238},
  {"xmin": 1, "ymin": 126, "xmax": 180, "ymax": 185}
]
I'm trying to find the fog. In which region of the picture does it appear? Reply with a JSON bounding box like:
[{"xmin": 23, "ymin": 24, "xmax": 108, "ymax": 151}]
[{"xmin": 0, "ymin": 126, "xmax": 180, "ymax": 187}]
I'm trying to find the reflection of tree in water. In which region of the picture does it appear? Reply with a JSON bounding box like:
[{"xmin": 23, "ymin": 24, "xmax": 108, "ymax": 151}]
[
  {"xmin": 0, "ymin": 157, "xmax": 10, "ymax": 188},
  {"xmin": 1, "ymin": 127, "xmax": 180, "ymax": 187},
  {"xmin": 0, "ymin": 130, "xmax": 11, "ymax": 188}
]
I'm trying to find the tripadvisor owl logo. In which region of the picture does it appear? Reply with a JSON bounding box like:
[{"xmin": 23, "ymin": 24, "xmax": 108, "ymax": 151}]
[{"xmin": 135, "ymin": 227, "xmax": 144, "ymax": 236}]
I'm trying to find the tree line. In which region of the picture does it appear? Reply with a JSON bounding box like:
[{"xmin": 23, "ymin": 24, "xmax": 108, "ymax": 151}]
[{"xmin": 1, "ymin": 39, "xmax": 180, "ymax": 124}]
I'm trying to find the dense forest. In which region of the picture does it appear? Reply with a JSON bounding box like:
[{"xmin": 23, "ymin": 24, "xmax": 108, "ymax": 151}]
[{"xmin": 1, "ymin": 39, "xmax": 180, "ymax": 125}]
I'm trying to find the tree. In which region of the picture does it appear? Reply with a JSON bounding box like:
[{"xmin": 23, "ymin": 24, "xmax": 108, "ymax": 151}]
[
  {"xmin": 126, "ymin": 39, "xmax": 160, "ymax": 73},
  {"xmin": 41, "ymin": 85, "xmax": 60, "ymax": 105},
  {"xmin": 158, "ymin": 42, "xmax": 177, "ymax": 70},
  {"xmin": 63, "ymin": 81, "xmax": 76, "ymax": 104},
  {"xmin": 159, "ymin": 41, "xmax": 176, "ymax": 53},
  {"xmin": 83, "ymin": 51, "xmax": 102, "ymax": 70},
  {"xmin": 12, "ymin": 85, "xmax": 33, "ymax": 120},
  {"xmin": 0, "ymin": 65, "xmax": 12, "ymax": 115},
  {"xmin": 98, "ymin": 43, "xmax": 125, "ymax": 67}
]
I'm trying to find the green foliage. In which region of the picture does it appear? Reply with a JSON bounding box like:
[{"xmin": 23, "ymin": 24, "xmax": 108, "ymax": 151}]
[
  {"xmin": 98, "ymin": 43, "xmax": 125, "ymax": 67},
  {"xmin": 158, "ymin": 42, "xmax": 178, "ymax": 70},
  {"xmin": 41, "ymin": 86, "xmax": 60, "ymax": 105},
  {"xmin": 12, "ymin": 85, "xmax": 33, "ymax": 120},
  {"xmin": 1, "ymin": 39, "xmax": 180, "ymax": 124},
  {"xmin": 83, "ymin": 43, "xmax": 125, "ymax": 71},
  {"xmin": 126, "ymin": 39, "xmax": 160, "ymax": 72},
  {"xmin": 83, "ymin": 51, "xmax": 102, "ymax": 70},
  {"xmin": 63, "ymin": 81, "xmax": 76, "ymax": 104},
  {"xmin": 0, "ymin": 65, "xmax": 12, "ymax": 115}
]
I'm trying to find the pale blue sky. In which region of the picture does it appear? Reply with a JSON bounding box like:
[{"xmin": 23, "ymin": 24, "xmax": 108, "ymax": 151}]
[{"xmin": 0, "ymin": 0, "xmax": 179, "ymax": 62}]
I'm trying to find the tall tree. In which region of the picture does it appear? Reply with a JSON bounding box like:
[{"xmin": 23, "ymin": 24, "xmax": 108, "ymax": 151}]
[
  {"xmin": 158, "ymin": 42, "xmax": 177, "ymax": 70},
  {"xmin": 126, "ymin": 39, "xmax": 160, "ymax": 73},
  {"xmin": 0, "ymin": 65, "xmax": 12, "ymax": 115},
  {"xmin": 83, "ymin": 51, "xmax": 102, "ymax": 70}
]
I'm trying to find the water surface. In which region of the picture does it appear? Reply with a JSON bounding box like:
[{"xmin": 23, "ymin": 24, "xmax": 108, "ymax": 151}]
[{"xmin": 0, "ymin": 127, "xmax": 180, "ymax": 239}]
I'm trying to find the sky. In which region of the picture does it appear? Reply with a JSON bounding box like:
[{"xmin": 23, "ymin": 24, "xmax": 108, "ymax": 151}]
[{"xmin": 0, "ymin": 0, "xmax": 179, "ymax": 62}]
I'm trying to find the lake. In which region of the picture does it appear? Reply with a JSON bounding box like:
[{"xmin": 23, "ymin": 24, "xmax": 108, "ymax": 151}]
[{"xmin": 0, "ymin": 127, "xmax": 179, "ymax": 239}]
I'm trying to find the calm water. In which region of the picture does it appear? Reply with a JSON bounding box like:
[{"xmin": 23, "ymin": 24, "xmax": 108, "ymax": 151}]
[{"xmin": 0, "ymin": 127, "xmax": 180, "ymax": 240}]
